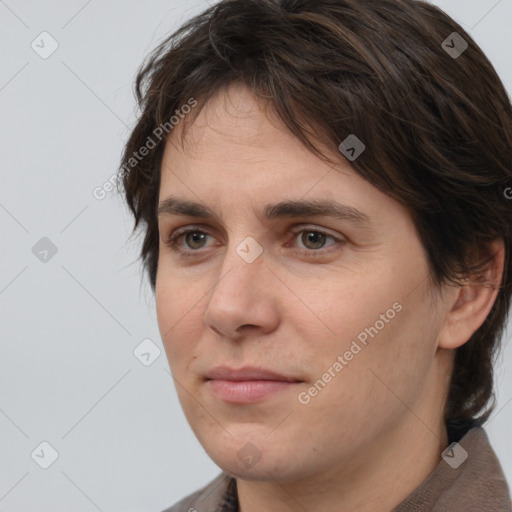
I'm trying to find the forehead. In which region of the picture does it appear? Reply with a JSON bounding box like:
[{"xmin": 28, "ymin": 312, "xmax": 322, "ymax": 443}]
[
  {"xmin": 165, "ymin": 83, "xmax": 333, "ymax": 168},
  {"xmin": 158, "ymin": 83, "xmax": 404, "ymax": 228},
  {"xmin": 161, "ymin": 84, "xmax": 354, "ymax": 189}
]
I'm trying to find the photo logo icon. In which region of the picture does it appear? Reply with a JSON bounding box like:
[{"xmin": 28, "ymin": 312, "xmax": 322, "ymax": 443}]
[
  {"xmin": 442, "ymin": 32, "xmax": 468, "ymax": 59},
  {"xmin": 236, "ymin": 236, "xmax": 263, "ymax": 264},
  {"xmin": 237, "ymin": 442, "xmax": 262, "ymax": 468},
  {"xmin": 133, "ymin": 338, "xmax": 161, "ymax": 366},
  {"xmin": 32, "ymin": 237, "xmax": 58, "ymax": 263},
  {"xmin": 338, "ymin": 134, "xmax": 366, "ymax": 161},
  {"xmin": 442, "ymin": 442, "xmax": 468, "ymax": 469},
  {"xmin": 31, "ymin": 441, "xmax": 59, "ymax": 469},
  {"xmin": 31, "ymin": 32, "xmax": 59, "ymax": 60}
]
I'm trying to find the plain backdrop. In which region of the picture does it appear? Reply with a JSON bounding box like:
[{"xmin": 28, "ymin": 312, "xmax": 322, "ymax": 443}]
[{"xmin": 1, "ymin": 1, "xmax": 511, "ymax": 510}]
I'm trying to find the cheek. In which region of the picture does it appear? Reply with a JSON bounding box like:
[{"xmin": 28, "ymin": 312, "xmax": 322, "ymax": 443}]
[
  {"xmin": 301, "ymin": 271, "xmax": 399, "ymax": 349},
  {"xmin": 155, "ymin": 262, "xmax": 202, "ymax": 331},
  {"xmin": 293, "ymin": 266, "xmax": 437, "ymax": 405},
  {"xmin": 155, "ymin": 274, "xmax": 205, "ymax": 370},
  {"xmin": 292, "ymin": 306, "xmax": 435, "ymax": 453}
]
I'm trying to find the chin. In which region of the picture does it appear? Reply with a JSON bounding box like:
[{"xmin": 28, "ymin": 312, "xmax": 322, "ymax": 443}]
[
  {"xmin": 202, "ymin": 437, "xmax": 310, "ymax": 483},
  {"xmin": 213, "ymin": 456, "xmax": 292, "ymax": 482}
]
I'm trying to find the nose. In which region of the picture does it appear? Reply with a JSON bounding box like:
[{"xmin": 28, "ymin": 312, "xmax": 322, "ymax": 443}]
[{"xmin": 202, "ymin": 241, "xmax": 280, "ymax": 340}]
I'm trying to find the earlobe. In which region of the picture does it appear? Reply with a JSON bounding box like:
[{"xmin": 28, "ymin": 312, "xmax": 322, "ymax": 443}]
[{"xmin": 438, "ymin": 239, "xmax": 505, "ymax": 350}]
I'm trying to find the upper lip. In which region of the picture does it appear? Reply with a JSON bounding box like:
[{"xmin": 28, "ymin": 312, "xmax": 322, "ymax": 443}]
[{"xmin": 205, "ymin": 366, "xmax": 302, "ymax": 382}]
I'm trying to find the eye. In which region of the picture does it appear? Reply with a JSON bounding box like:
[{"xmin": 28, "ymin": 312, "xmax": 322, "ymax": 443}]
[
  {"xmin": 287, "ymin": 226, "xmax": 345, "ymax": 257},
  {"xmin": 163, "ymin": 225, "xmax": 345, "ymax": 259},
  {"xmin": 164, "ymin": 227, "xmax": 214, "ymax": 256},
  {"xmin": 292, "ymin": 229, "xmax": 334, "ymax": 250}
]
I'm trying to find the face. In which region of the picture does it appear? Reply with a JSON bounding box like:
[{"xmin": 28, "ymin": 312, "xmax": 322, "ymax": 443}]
[{"xmin": 155, "ymin": 83, "xmax": 451, "ymax": 483}]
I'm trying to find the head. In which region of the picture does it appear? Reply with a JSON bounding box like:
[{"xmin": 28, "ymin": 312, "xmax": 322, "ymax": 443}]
[{"xmin": 119, "ymin": 0, "xmax": 512, "ymax": 482}]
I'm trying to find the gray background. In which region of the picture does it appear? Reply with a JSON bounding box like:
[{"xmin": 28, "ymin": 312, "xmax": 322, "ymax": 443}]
[{"xmin": 1, "ymin": 1, "xmax": 511, "ymax": 510}]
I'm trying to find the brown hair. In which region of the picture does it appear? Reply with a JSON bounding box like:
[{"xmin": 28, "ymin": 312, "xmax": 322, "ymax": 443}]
[{"xmin": 118, "ymin": 0, "xmax": 512, "ymax": 424}]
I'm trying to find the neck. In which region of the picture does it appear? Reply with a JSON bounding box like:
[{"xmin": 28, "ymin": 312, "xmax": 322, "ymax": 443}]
[{"xmin": 236, "ymin": 411, "xmax": 449, "ymax": 512}]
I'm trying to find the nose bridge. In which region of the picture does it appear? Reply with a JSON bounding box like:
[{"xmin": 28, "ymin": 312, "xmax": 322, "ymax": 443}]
[
  {"xmin": 211, "ymin": 233, "xmax": 266, "ymax": 302},
  {"xmin": 202, "ymin": 233, "xmax": 273, "ymax": 334}
]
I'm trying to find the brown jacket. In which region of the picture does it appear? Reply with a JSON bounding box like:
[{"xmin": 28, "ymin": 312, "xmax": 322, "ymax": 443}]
[{"xmin": 161, "ymin": 426, "xmax": 511, "ymax": 512}]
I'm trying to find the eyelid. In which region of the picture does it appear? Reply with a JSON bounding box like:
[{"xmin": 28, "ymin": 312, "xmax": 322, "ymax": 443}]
[
  {"xmin": 167, "ymin": 223, "xmax": 343, "ymax": 240},
  {"xmin": 169, "ymin": 223, "xmax": 211, "ymax": 238},
  {"xmin": 288, "ymin": 224, "xmax": 345, "ymax": 240}
]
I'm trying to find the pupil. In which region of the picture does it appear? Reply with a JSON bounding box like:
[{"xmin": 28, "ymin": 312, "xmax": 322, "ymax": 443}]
[
  {"xmin": 303, "ymin": 231, "xmax": 325, "ymax": 249},
  {"xmin": 187, "ymin": 232, "xmax": 205, "ymax": 248}
]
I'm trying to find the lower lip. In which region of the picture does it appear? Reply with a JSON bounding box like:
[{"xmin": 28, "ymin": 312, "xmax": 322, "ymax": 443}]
[{"xmin": 207, "ymin": 379, "xmax": 299, "ymax": 403}]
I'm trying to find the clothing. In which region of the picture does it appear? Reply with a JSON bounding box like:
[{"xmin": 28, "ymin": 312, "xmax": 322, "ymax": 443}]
[{"xmin": 161, "ymin": 423, "xmax": 512, "ymax": 511}]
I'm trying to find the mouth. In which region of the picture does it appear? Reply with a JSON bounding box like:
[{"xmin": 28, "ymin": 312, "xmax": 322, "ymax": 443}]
[{"xmin": 204, "ymin": 366, "xmax": 303, "ymax": 404}]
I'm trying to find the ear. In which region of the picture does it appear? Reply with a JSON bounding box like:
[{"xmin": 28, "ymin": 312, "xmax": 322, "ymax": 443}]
[{"xmin": 438, "ymin": 239, "xmax": 505, "ymax": 350}]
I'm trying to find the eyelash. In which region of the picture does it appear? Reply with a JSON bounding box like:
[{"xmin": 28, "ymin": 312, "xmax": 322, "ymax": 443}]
[{"xmin": 164, "ymin": 225, "xmax": 345, "ymax": 259}]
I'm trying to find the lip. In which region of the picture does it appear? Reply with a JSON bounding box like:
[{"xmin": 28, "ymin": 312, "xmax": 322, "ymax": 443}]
[
  {"xmin": 205, "ymin": 366, "xmax": 301, "ymax": 382},
  {"xmin": 205, "ymin": 366, "xmax": 303, "ymax": 403}
]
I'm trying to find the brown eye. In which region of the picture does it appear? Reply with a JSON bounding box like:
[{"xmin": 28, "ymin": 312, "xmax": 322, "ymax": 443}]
[
  {"xmin": 165, "ymin": 228, "xmax": 215, "ymax": 256},
  {"xmin": 300, "ymin": 231, "xmax": 328, "ymax": 250},
  {"xmin": 183, "ymin": 231, "xmax": 209, "ymax": 250},
  {"xmin": 288, "ymin": 226, "xmax": 345, "ymax": 259}
]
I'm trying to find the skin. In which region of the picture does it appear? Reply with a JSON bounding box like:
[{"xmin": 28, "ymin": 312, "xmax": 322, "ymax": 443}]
[{"xmin": 155, "ymin": 82, "xmax": 504, "ymax": 512}]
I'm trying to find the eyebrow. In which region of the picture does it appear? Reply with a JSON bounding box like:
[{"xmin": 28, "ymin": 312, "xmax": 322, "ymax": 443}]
[{"xmin": 157, "ymin": 196, "xmax": 371, "ymax": 226}]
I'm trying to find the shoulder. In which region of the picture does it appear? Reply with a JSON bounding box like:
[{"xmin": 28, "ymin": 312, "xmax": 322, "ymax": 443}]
[
  {"xmin": 441, "ymin": 426, "xmax": 512, "ymax": 511},
  {"xmin": 394, "ymin": 425, "xmax": 512, "ymax": 511},
  {"xmin": 160, "ymin": 473, "xmax": 235, "ymax": 512}
]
